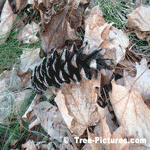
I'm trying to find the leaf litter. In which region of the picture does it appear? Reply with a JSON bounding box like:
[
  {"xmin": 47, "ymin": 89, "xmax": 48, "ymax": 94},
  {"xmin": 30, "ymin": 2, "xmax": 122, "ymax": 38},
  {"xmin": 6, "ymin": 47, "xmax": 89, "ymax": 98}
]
[{"xmin": 0, "ymin": 1, "xmax": 150, "ymax": 149}]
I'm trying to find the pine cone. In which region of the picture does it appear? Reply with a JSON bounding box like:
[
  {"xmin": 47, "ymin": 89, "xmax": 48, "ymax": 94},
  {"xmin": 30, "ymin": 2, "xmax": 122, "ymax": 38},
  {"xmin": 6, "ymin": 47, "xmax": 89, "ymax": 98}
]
[{"xmin": 31, "ymin": 42, "xmax": 113, "ymax": 93}]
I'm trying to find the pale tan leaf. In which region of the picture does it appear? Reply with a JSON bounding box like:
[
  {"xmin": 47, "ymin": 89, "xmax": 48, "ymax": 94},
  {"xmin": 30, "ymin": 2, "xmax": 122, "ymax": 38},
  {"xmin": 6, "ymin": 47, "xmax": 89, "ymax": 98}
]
[
  {"xmin": 84, "ymin": 5, "xmax": 103, "ymax": 20},
  {"xmin": 29, "ymin": 118, "xmax": 41, "ymax": 130},
  {"xmin": 0, "ymin": 0, "xmax": 17, "ymax": 44},
  {"xmin": 55, "ymin": 76, "xmax": 101, "ymax": 136},
  {"xmin": 110, "ymin": 80, "xmax": 150, "ymax": 147},
  {"xmin": 17, "ymin": 21, "xmax": 39, "ymax": 44},
  {"xmin": 1, "ymin": 0, "xmax": 13, "ymax": 21},
  {"xmin": 84, "ymin": 5, "xmax": 104, "ymax": 30},
  {"xmin": 127, "ymin": 6, "xmax": 150, "ymax": 45},
  {"xmin": 84, "ymin": 11, "xmax": 129, "ymax": 63},
  {"xmin": 22, "ymin": 140, "xmax": 37, "ymax": 150},
  {"xmin": 15, "ymin": 0, "xmax": 27, "ymax": 12},
  {"xmin": 67, "ymin": 0, "xmax": 88, "ymax": 7},
  {"xmin": 124, "ymin": 58, "xmax": 150, "ymax": 100},
  {"xmin": 87, "ymin": 129, "xmax": 104, "ymax": 150},
  {"xmin": 0, "ymin": 70, "xmax": 10, "ymax": 79},
  {"xmin": 109, "ymin": 27, "xmax": 129, "ymax": 63},
  {"xmin": 84, "ymin": 23, "xmax": 113, "ymax": 51}
]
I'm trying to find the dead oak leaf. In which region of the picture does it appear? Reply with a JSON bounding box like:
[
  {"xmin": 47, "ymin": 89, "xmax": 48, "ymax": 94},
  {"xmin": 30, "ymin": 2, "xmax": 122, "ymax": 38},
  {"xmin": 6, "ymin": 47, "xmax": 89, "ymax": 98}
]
[
  {"xmin": 55, "ymin": 76, "xmax": 101, "ymax": 136},
  {"xmin": 110, "ymin": 80, "xmax": 150, "ymax": 147}
]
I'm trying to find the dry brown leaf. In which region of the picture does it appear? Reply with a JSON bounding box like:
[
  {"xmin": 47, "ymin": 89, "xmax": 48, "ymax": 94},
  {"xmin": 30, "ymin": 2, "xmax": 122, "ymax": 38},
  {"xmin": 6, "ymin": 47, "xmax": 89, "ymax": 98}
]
[
  {"xmin": 84, "ymin": 8, "xmax": 129, "ymax": 63},
  {"xmin": 84, "ymin": 6, "xmax": 105, "ymax": 30},
  {"xmin": 55, "ymin": 76, "xmax": 101, "ymax": 136},
  {"xmin": 67, "ymin": 0, "xmax": 89, "ymax": 7},
  {"xmin": 33, "ymin": 101, "xmax": 68, "ymax": 143},
  {"xmin": 108, "ymin": 27, "xmax": 129, "ymax": 63},
  {"xmin": 124, "ymin": 58, "xmax": 150, "ymax": 100},
  {"xmin": 87, "ymin": 129, "xmax": 104, "ymax": 150},
  {"xmin": 22, "ymin": 140, "xmax": 37, "ymax": 150},
  {"xmin": 41, "ymin": 7, "xmax": 82, "ymax": 53},
  {"xmin": 110, "ymin": 80, "xmax": 150, "ymax": 147},
  {"xmin": 0, "ymin": 0, "xmax": 17, "ymax": 44},
  {"xmin": 94, "ymin": 114, "xmax": 130, "ymax": 150},
  {"xmin": 127, "ymin": 6, "xmax": 150, "ymax": 46},
  {"xmin": 15, "ymin": 0, "xmax": 27, "ymax": 12},
  {"xmin": 84, "ymin": 5, "xmax": 103, "ymax": 21},
  {"xmin": 17, "ymin": 21, "xmax": 39, "ymax": 44}
]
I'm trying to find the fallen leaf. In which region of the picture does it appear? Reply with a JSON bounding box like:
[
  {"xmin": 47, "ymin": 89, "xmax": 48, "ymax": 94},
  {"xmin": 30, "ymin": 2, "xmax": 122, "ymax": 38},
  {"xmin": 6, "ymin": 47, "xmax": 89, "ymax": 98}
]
[
  {"xmin": 127, "ymin": 6, "xmax": 150, "ymax": 46},
  {"xmin": 17, "ymin": 21, "xmax": 39, "ymax": 44},
  {"xmin": 15, "ymin": 0, "xmax": 27, "ymax": 12},
  {"xmin": 22, "ymin": 94, "xmax": 42, "ymax": 122},
  {"xmin": 84, "ymin": 5, "xmax": 104, "ymax": 29},
  {"xmin": 41, "ymin": 7, "xmax": 82, "ymax": 54},
  {"xmin": 67, "ymin": 0, "xmax": 89, "ymax": 7},
  {"xmin": 0, "ymin": 0, "xmax": 17, "ymax": 44},
  {"xmin": 20, "ymin": 48, "xmax": 42, "ymax": 72},
  {"xmin": 33, "ymin": 101, "xmax": 68, "ymax": 143},
  {"xmin": 13, "ymin": 89, "xmax": 33, "ymax": 114},
  {"xmin": 0, "ymin": 70, "xmax": 10, "ymax": 79},
  {"xmin": 124, "ymin": 58, "xmax": 150, "ymax": 100},
  {"xmin": 55, "ymin": 76, "xmax": 101, "ymax": 136},
  {"xmin": 84, "ymin": 9, "xmax": 129, "ymax": 64},
  {"xmin": 94, "ymin": 113, "xmax": 130, "ymax": 150},
  {"xmin": 22, "ymin": 140, "xmax": 37, "ymax": 150},
  {"xmin": 0, "ymin": 0, "xmax": 6, "ymax": 14},
  {"xmin": 87, "ymin": 129, "xmax": 104, "ymax": 150},
  {"xmin": 9, "ymin": 65, "xmax": 32, "ymax": 90},
  {"xmin": 0, "ymin": 79, "xmax": 15, "ymax": 124},
  {"xmin": 0, "ymin": 72, "xmax": 32, "ymax": 124},
  {"xmin": 110, "ymin": 79, "xmax": 150, "ymax": 147}
]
